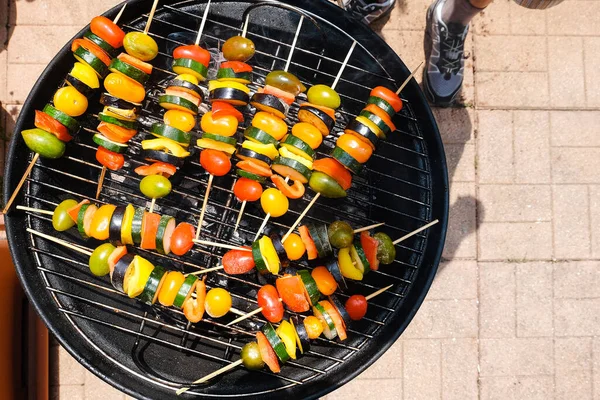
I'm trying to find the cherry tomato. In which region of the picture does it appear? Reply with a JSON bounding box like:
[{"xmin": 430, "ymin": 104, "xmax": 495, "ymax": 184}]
[
  {"xmin": 140, "ymin": 175, "xmax": 172, "ymax": 199},
  {"xmin": 307, "ymin": 84, "xmax": 341, "ymax": 110},
  {"xmin": 205, "ymin": 288, "xmax": 232, "ymax": 318},
  {"xmin": 200, "ymin": 111, "xmax": 238, "ymax": 137},
  {"xmin": 53, "ymin": 86, "xmax": 88, "ymax": 117},
  {"xmin": 303, "ymin": 315, "xmax": 324, "ymax": 339},
  {"xmin": 104, "ymin": 72, "xmax": 145, "ymax": 104},
  {"xmin": 222, "ymin": 36, "xmax": 256, "ymax": 62},
  {"xmin": 311, "ymin": 266, "xmax": 337, "ymax": 296},
  {"xmin": 257, "ymin": 284, "xmax": 284, "ymax": 323},
  {"xmin": 96, "ymin": 146, "xmax": 125, "ymax": 171},
  {"xmin": 233, "ymin": 177, "xmax": 263, "ymax": 202},
  {"xmin": 158, "ymin": 271, "xmax": 186, "ymax": 307},
  {"xmin": 170, "ymin": 222, "xmax": 195, "ymax": 256},
  {"xmin": 173, "ymin": 44, "xmax": 211, "ymax": 67},
  {"xmin": 90, "ymin": 16, "xmax": 125, "ymax": 49},
  {"xmin": 260, "ymin": 188, "xmax": 288, "ymax": 217},
  {"xmin": 200, "ymin": 149, "xmax": 231, "ymax": 177},
  {"xmin": 371, "ymin": 86, "xmax": 403, "ymax": 113},
  {"xmin": 222, "ymin": 248, "xmax": 255, "ymax": 274},
  {"xmin": 123, "ymin": 32, "xmax": 158, "ymax": 61},
  {"xmin": 336, "ymin": 133, "xmax": 373, "ymax": 164},
  {"xmin": 265, "ymin": 70, "xmax": 306, "ymax": 96},
  {"xmin": 164, "ymin": 109, "xmax": 196, "ymax": 132},
  {"xmin": 282, "ymin": 233, "xmax": 305, "ymax": 261},
  {"xmin": 291, "ymin": 122, "xmax": 322, "ymax": 149},
  {"xmin": 252, "ymin": 112, "xmax": 288, "ymax": 141},
  {"xmin": 345, "ymin": 294, "xmax": 368, "ymax": 321}
]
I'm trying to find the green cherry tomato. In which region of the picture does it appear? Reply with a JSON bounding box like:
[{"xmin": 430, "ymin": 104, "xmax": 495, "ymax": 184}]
[
  {"xmin": 307, "ymin": 84, "xmax": 341, "ymax": 110},
  {"xmin": 22, "ymin": 128, "xmax": 66, "ymax": 159},
  {"xmin": 123, "ymin": 32, "xmax": 159, "ymax": 61},
  {"xmin": 260, "ymin": 188, "xmax": 289, "ymax": 217},
  {"xmin": 222, "ymin": 36, "xmax": 256, "ymax": 62},
  {"xmin": 265, "ymin": 70, "xmax": 306, "ymax": 96},
  {"xmin": 240, "ymin": 342, "xmax": 265, "ymax": 370},
  {"xmin": 52, "ymin": 199, "xmax": 78, "ymax": 231},
  {"xmin": 328, "ymin": 220, "xmax": 354, "ymax": 249},
  {"xmin": 373, "ymin": 232, "xmax": 396, "ymax": 265},
  {"xmin": 308, "ymin": 171, "xmax": 347, "ymax": 199},
  {"xmin": 89, "ymin": 243, "xmax": 116, "ymax": 276},
  {"xmin": 140, "ymin": 175, "xmax": 172, "ymax": 199}
]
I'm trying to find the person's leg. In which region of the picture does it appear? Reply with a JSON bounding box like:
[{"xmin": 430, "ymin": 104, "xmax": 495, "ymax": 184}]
[{"xmin": 423, "ymin": 0, "xmax": 489, "ymax": 105}]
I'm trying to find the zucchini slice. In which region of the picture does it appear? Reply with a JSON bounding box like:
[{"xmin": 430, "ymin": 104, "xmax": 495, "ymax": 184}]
[
  {"xmin": 172, "ymin": 58, "xmax": 209, "ymax": 81},
  {"xmin": 252, "ymin": 240, "xmax": 269, "ymax": 275},
  {"xmin": 201, "ymin": 132, "xmax": 237, "ymax": 146},
  {"xmin": 262, "ymin": 322, "xmax": 290, "ymax": 363},
  {"xmin": 350, "ymin": 240, "xmax": 370, "ymax": 275},
  {"xmin": 272, "ymin": 157, "xmax": 312, "ymax": 184},
  {"xmin": 109, "ymin": 58, "xmax": 149, "ymax": 85},
  {"xmin": 244, "ymin": 126, "xmax": 278, "ymax": 146},
  {"xmin": 359, "ymin": 110, "xmax": 392, "ymax": 136},
  {"xmin": 150, "ymin": 123, "xmax": 191, "ymax": 145},
  {"xmin": 83, "ymin": 30, "xmax": 118, "ymax": 57},
  {"xmin": 73, "ymin": 46, "xmax": 109, "ymax": 78},
  {"xmin": 139, "ymin": 265, "xmax": 167, "ymax": 305},
  {"xmin": 313, "ymin": 302, "xmax": 337, "ymax": 340},
  {"xmin": 366, "ymin": 96, "xmax": 395, "ymax": 118},
  {"xmin": 93, "ymin": 133, "xmax": 128, "ymax": 154},
  {"xmin": 131, "ymin": 207, "xmax": 145, "ymax": 246},
  {"xmin": 307, "ymin": 223, "xmax": 333, "ymax": 259},
  {"xmin": 155, "ymin": 215, "xmax": 176, "ymax": 255},
  {"xmin": 98, "ymin": 113, "xmax": 138, "ymax": 130},
  {"xmin": 158, "ymin": 95, "xmax": 199, "ymax": 115},
  {"xmin": 43, "ymin": 104, "xmax": 80, "ymax": 134},
  {"xmin": 173, "ymin": 274, "xmax": 198, "ymax": 309},
  {"xmin": 216, "ymin": 68, "xmax": 252, "ymax": 84},
  {"xmin": 236, "ymin": 169, "xmax": 266, "ymax": 184},
  {"xmin": 331, "ymin": 146, "xmax": 363, "ymax": 175},
  {"xmin": 281, "ymin": 135, "xmax": 315, "ymax": 160},
  {"xmin": 297, "ymin": 269, "xmax": 320, "ymax": 306}
]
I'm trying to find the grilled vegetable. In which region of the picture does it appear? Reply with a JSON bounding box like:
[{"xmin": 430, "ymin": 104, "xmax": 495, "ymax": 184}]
[
  {"xmin": 303, "ymin": 315, "xmax": 323, "ymax": 340},
  {"xmin": 43, "ymin": 104, "xmax": 80, "ymax": 134},
  {"xmin": 200, "ymin": 149, "xmax": 232, "ymax": 176},
  {"xmin": 366, "ymin": 96, "xmax": 395, "ymax": 118},
  {"xmin": 297, "ymin": 104, "xmax": 335, "ymax": 136},
  {"xmin": 276, "ymin": 320, "xmax": 297, "ymax": 360},
  {"xmin": 109, "ymin": 57, "xmax": 149, "ymax": 85},
  {"xmin": 96, "ymin": 146, "xmax": 125, "ymax": 171},
  {"xmin": 360, "ymin": 231, "xmax": 380, "ymax": 271},
  {"xmin": 276, "ymin": 274, "xmax": 310, "ymax": 313},
  {"xmin": 112, "ymin": 253, "xmax": 134, "ymax": 292},
  {"xmin": 120, "ymin": 204, "xmax": 135, "ymax": 245},
  {"xmin": 159, "ymin": 94, "xmax": 199, "ymax": 114},
  {"xmin": 52, "ymin": 199, "xmax": 78, "ymax": 232},
  {"xmin": 328, "ymin": 221, "xmax": 354, "ymax": 249},
  {"xmin": 151, "ymin": 123, "xmax": 191, "ymax": 145},
  {"xmin": 307, "ymin": 84, "xmax": 341, "ymax": 109},
  {"xmin": 311, "ymin": 266, "xmax": 337, "ymax": 296},
  {"xmin": 281, "ymin": 134, "xmax": 315, "ymax": 160},
  {"xmin": 331, "ymin": 146, "xmax": 362, "ymax": 175},
  {"xmin": 173, "ymin": 275, "xmax": 198, "ymax": 309},
  {"xmin": 256, "ymin": 331, "xmax": 280, "ymax": 373},
  {"xmin": 244, "ymin": 126, "xmax": 278, "ymax": 146},
  {"xmin": 236, "ymin": 169, "xmax": 266, "ymax": 184},
  {"xmin": 123, "ymin": 255, "xmax": 155, "ymax": 298},
  {"xmin": 205, "ymin": 288, "xmax": 232, "ymax": 318},
  {"xmin": 237, "ymin": 160, "xmax": 272, "ymax": 177},
  {"xmin": 34, "ymin": 111, "xmax": 72, "ymax": 142},
  {"xmin": 250, "ymin": 93, "xmax": 288, "ymax": 120},
  {"xmin": 209, "ymin": 87, "xmax": 249, "ymax": 106},
  {"xmin": 90, "ymin": 16, "xmax": 125, "ymax": 49},
  {"xmin": 140, "ymin": 175, "xmax": 172, "ymax": 199},
  {"xmin": 201, "ymin": 111, "xmax": 238, "ymax": 137},
  {"xmin": 297, "ymin": 269, "xmax": 320, "ymax": 305},
  {"xmin": 158, "ymin": 271, "xmax": 186, "ymax": 307},
  {"xmin": 155, "ymin": 215, "xmax": 176, "ymax": 255},
  {"xmin": 134, "ymin": 162, "xmax": 177, "ymax": 177},
  {"xmin": 139, "ymin": 265, "xmax": 167, "ymax": 305},
  {"xmin": 290, "ymin": 316, "xmax": 311, "ymax": 354},
  {"xmin": 329, "ymin": 295, "xmax": 351, "ymax": 328},
  {"xmin": 298, "ymin": 225, "xmax": 318, "ymax": 260},
  {"xmin": 258, "ymin": 284, "xmax": 284, "ymax": 323},
  {"xmin": 308, "ymin": 171, "xmax": 347, "ymax": 199},
  {"xmin": 93, "ymin": 134, "xmax": 128, "ymax": 153},
  {"xmin": 104, "ymin": 72, "xmax": 145, "ymax": 104},
  {"xmin": 22, "ymin": 128, "xmax": 66, "ymax": 159},
  {"xmin": 350, "ymin": 240, "xmax": 370, "ymax": 275},
  {"xmin": 89, "ymin": 243, "xmax": 115, "ymax": 277},
  {"xmin": 108, "ymin": 206, "xmax": 126, "ymax": 245},
  {"xmin": 141, "ymin": 138, "xmax": 191, "ymax": 158},
  {"xmin": 222, "ymin": 248, "xmax": 255, "ymax": 275},
  {"xmin": 123, "ymin": 31, "xmax": 158, "ymax": 61},
  {"xmin": 83, "ymin": 30, "xmax": 118, "ymax": 57},
  {"xmin": 262, "ymin": 322, "xmax": 290, "ymax": 363},
  {"xmin": 345, "ymin": 294, "xmax": 368, "ymax": 321},
  {"xmin": 69, "ymin": 61, "xmax": 100, "ymax": 89},
  {"xmin": 170, "ymin": 222, "xmax": 195, "ymax": 256},
  {"xmin": 260, "ymin": 188, "xmax": 289, "ymax": 218},
  {"xmin": 140, "ymin": 212, "xmax": 161, "ymax": 250},
  {"xmin": 252, "ymin": 112, "xmax": 288, "ymax": 141},
  {"xmin": 89, "ymin": 204, "xmax": 116, "ymax": 241},
  {"xmin": 240, "ymin": 342, "xmax": 264, "ymax": 370},
  {"xmin": 282, "ymin": 233, "xmax": 305, "ymax": 261},
  {"xmin": 258, "ymin": 235, "xmax": 281, "ymax": 275},
  {"xmin": 313, "ymin": 302, "xmax": 336, "ymax": 340},
  {"xmin": 307, "ymin": 223, "xmax": 333, "ymax": 259},
  {"xmin": 223, "ymin": 36, "xmax": 256, "ymax": 62},
  {"xmin": 272, "ymin": 157, "xmax": 311, "ymax": 184},
  {"xmin": 265, "ymin": 70, "xmax": 306, "ymax": 96},
  {"xmin": 183, "ymin": 279, "xmax": 206, "ymax": 323},
  {"xmin": 371, "ymin": 86, "xmax": 402, "ymax": 113},
  {"xmin": 233, "ymin": 177, "xmax": 263, "ymax": 201},
  {"xmin": 373, "ymin": 232, "xmax": 396, "ymax": 265},
  {"xmin": 236, "ymin": 148, "xmax": 272, "ymax": 167},
  {"xmin": 338, "ymin": 247, "xmax": 363, "ymax": 280},
  {"xmin": 321, "ymin": 300, "xmax": 347, "ymax": 340}
]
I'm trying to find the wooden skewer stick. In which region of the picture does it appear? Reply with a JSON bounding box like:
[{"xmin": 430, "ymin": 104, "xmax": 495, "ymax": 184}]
[
  {"xmin": 280, "ymin": 192, "xmax": 320, "ymax": 243},
  {"xmin": 3, "ymin": 153, "xmax": 40, "ymax": 214},
  {"xmin": 95, "ymin": 166, "xmax": 106, "ymax": 200},
  {"xmin": 143, "ymin": 0, "xmax": 159, "ymax": 35},
  {"xmin": 353, "ymin": 222, "xmax": 384, "ymax": 234},
  {"xmin": 392, "ymin": 219, "xmax": 439, "ymax": 245},
  {"xmin": 365, "ymin": 284, "xmax": 393, "ymax": 301},
  {"xmin": 16, "ymin": 205, "xmax": 53, "ymax": 216},
  {"xmin": 253, "ymin": 213, "xmax": 270, "ymax": 242},
  {"xmin": 331, "ymin": 40, "xmax": 356, "ymax": 90},
  {"xmin": 149, "ymin": 198, "xmax": 156, "ymax": 213},
  {"xmin": 284, "ymin": 15, "xmax": 304, "ymax": 72},
  {"xmin": 194, "ymin": 0, "xmax": 212, "ymax": 46},
  {"xmin": 396, "ymin": 61, "xmax": 424, "ymax": 95},
  {"xmin": 112, "ymin": 3, "xmax": 127, "ymax": 24},
  {"xmin": 193, "ymin": 239, "xmax": 251, "ymax": 252},
  {"xmin": 186, "ymin": 264, "xmax": 224, "ymax": 276},
  {"xmin": 176, "ymin": 359, "xmax": 243, "ymax": 395},
  {"xmin": 195, "ymin": 174, "xmax": 214, "ymax": 239},
  {"xmin": 241, "ymin": 12, "xmax": 251, "ymax": 38},
  {"xmin": 234, "ymin": 200, "xmax": 246, "ymax": 233},
  {"xmin": 26, "ymin": 228, "xmax": 92, "ymax": 256}
]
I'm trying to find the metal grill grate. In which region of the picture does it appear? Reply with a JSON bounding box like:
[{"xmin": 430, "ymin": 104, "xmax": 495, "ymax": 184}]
[{"xmin": 7, "ymin": 1, "xmax": 446, "ymax": 398}]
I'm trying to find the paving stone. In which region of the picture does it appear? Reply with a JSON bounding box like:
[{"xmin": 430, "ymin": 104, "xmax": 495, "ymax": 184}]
[
  {"xmin": 478, "ymin": 221, "xmax": 553, "ymax": 261},
  {"xmin": 0, "ymin": 30, "xmax": 7, "ymax": 103},
  {"xmin": 478, "ymin": 185, "xmax": 551, "ymax": 223},
  {"xmin": 403, "ymin": 299, "xmax": 478, "ymax": 339},
  {"xmin": 554, "ymin": 261, "xmax": 600, "ymax": 299},
  {"xmin": 7, "ymin": 25, "xmax": 81, "ymax": 64},
  {"xmin": 547, "ymin": 1, "xmax": 600, "ymax": 36},
  {"xmin": 553, "ymin": 185, "xmax": 591, "ymax": 259},
  {"xmin": 548, "ymin": 36, "xmax": 586, "ymax": 108},
  {"xmin": 51, "ymin": 384, "xmax": 84, "ymax": 400},
  {"xmin": 513, "ymin": 110, "xmax": 551, "ymax": 184},
  {"xmin": 477, "ymin": 110, "xmax": 514, "ymax": 184},
  {"xmin": 479, "ymin": 338, "xmax": 554, "ymax": 376},
  {"xmin": 427, "ymin": 259, "xmax": 477, "ymax": 300},
  {"xmin": 479, "ymin": 262, "xmax": 515, "ymax": 338},
  {"xmin": 550, "ymin": 111, "xmax": 600, "ymax": 147},
  {"xmin": 443, "ymin": 182, "xmax": 477, "ymax": 259},
  {"xmin": 382, "ymin": 0, "xmax": 431, "ymax": 32},
  {"xmin": 590, "ymin": 186, "xmax": 600, "ymax": 258},
  {"xmin": 593, "ymin": 337, "xmax": 600, "ymax": 400},
  {"xmin": 474, "ymin": 35, "xmax": 547, "ymax": 72},
  {"xmin": 432, "ymin": 107, "xmax": 475, "ymax": 145},
  {"xmin": 87, "ymin": 0, "xmax": 124, "ymax": 17},
  {"xmin": 554, "ymin": 298, "xmax": 600, "ymax": 336},
  {"xmin": 360, "ymin": 339, "xmax": 402, "ymax": 379},
  {"xmin": 6, "ymin": 64, "xmax": 46, "ymax": 104},
  {"xmin": 552, "ymin": 148, "xmax": 600, "ymax": 184},
  {"xmin": 476, "ymin": 71, "xmax": 549, "ymax": 108},
  {"xmin": 555, "ymin": 337, "xmax": 593, "ymax": 373},
  {"xmin": 3, "ymin": 104, "xmax": 21, "ymax": 140},
  {"xmin": 479, "ymin": 376, "xmax": 555, "ymax": 400},
  {"xmin": 509, "ymin": 1, "xmax": 547, "ymax": 35},
  {"xmin": 472, "ymin": 0, "xmax": 511, "ymax": 35},
  {"xmin": 325, "ymin": 378, "xmax": 401, "ymax": 400},
  {"xmin": 584, "ymin": 37, "xmax": 600, "ymax": 107},
  {"xmin": 445, "ymin": 143, "xmax": 475, "ymax": 182},
  {"xmin": 441, "ymin": 338, "xmax": 478, "ymax": 400},
  {"xmin": 516, "ymin": 262, "xmax": 553, "ymax": 337},
  {"xmin": 403, "ymin": 339, "xmax": 441, "ymax": 400},
  {"xmin": 556, "ymin": 370, "xmax": 593, "ymax": 400},
  {"xmin": 10, "ymin": 0, "xmax": 88, "ymax": 25},
  {"xmin": 380, "ymin": 30, "xmax": 425, "ymax": 79},
  {"xmin": 52, "ymin": 346, "xmax": 85, "ymax": 386},
  {"xmin": 84, "ymin": 371, "xmax": 126, "ymax": 400}
]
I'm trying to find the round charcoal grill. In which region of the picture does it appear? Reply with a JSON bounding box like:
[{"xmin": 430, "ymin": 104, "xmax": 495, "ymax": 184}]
[{"xmin": 4, "ymin": 0, "xmax": 448, "ymax": 399}]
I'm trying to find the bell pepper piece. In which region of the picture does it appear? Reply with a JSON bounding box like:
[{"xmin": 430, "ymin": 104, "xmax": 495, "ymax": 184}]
[
  {"xmin": 141, "ymin": 137, "xmax": 191, "ymax": 158},
  {"xmin": 96, "ymin": 146, "xmax": 125, "ymax": 171},
  {"xmin": 221, "ymin": 61, "xmax": 253, "ymax": 73},
  {"xmin": 298, "ymin": 225, "xmax": 318, "ymax": 260},
  {"xmin": 256, "ymin": 331, "xmax": 280, "ymax": 373},
  {"xmin": 259, "ymin": 236, "xmax": 281, "ymax": 275},
  {"xmin": 124, "ymin": 256, "xmax": 155, "ymax": 298},
  {"xmin": 276, "ymin": 274, "xmax": 310, "ymax": 313},
  {"xmin": 338, "ymin": 247, "xmax": 363, "ymax": 281},
  {"xmin": 134, "ymin": 162, "xmax": 177, "ymax": 177},
  {"xmin": 276, "ymin": 320, "xmax": 297, "ymax": 360},
  {"xmin": 236, "ymin": 159, "xmax": 273, "ymax": 177},
  {"xmin": 212, "ymin": 101, "xmax": 244, "ymax": 123},
  {"xmin": 271, "ymin": 175, "xmax": 305, "ymax": 199},
  {"xmin": 312, "ymin": 158, "xmax": 352, "ymax": 191},
  {"xmin": 183, "ymin": 277, "xmax": 206, "ymax": 323},
  {"xmin": 66, "ymin": 199, "xmax": 90, "ymax": 222},
  {"xmin": 140, "ymin": 212, "xmax": 161, "ymax": 250},
  {"xmin": 360, "ymin": 231, "xmax": 380, "ymax": 271},
  {"xmin": 34, "ymin": 110, "xmax": 73, "ymax": 142},
  {"xmin": 97, "ymin": 122, "xmax": 137, "ymax": 144}
]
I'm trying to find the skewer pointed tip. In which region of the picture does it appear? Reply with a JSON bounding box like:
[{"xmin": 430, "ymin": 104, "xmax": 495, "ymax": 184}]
[
  {"xmin": 112, "ymin": 3, "xmax": 127, "ymax": 24},
  {"xmin": 396, "ymin": 61, "xmax": 424, "ymax": 95},
  {"xmin": 2, "ymin": 152, "xmax": 40, "ymax": 214},
  {"xmin": 353, "ymin": 222, "xmax": 384, "ymax": 234},
  {"xmin": 365, "ymin": 284, "xmax": 394, "ymax": 301},
  {"xmin": 95, "ymin": 166, "xmax": 107, "ymax": 200}
]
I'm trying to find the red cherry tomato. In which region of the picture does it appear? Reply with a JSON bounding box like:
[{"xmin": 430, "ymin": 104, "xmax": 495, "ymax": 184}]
[
  {"xmin": 345, "ymin": 294, "xmax": 368, "ymax": 321},
  {"xmin": 200, "ymin": 149, "xmax": 231, "ymax": 176},
  {"xmin": 90, "ymin": 16, "xmax": 125, "ymax": 49},
  {"xmin": 257, "ymin": 284, "xmax": 284, "ymax": 323},
  {"xmin": 170, "ymin": 222, "xmax": 195, "ymax": 256},
  {"xmin": 173, "ymin": 45, "xmax": 211, "ymax": 67},
  {"xmin": 233, "ymin": 177, "xmax": 263, "ymax": 202},
  {"xmin": 222, "ymin": 247, "xmax": 255, "ymax": 274},
  {"xmin": 370, "ymin": 86, "xmax": 403, "ymax": 113}
]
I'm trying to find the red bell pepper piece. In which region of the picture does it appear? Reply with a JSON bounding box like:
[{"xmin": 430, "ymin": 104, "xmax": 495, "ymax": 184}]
[{"xmin": 360, "ymin": 231, "xmax": 380, "ymax": 271}]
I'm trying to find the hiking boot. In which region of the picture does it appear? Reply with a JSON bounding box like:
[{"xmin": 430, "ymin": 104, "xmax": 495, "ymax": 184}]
[{"xmin": 341, "ymin": 0, "xmax": 396, "ymax": 25}]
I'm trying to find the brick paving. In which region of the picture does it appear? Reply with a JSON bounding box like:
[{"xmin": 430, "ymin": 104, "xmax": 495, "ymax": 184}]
[{"xmin": 2, "ymin": 0, "xmax": 600, "ymax": 399}]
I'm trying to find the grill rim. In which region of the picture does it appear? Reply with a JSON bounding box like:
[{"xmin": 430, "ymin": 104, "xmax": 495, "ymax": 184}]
[{"xmin": 4, "ymin": 0, "xmax": 449, "ymax": 399}]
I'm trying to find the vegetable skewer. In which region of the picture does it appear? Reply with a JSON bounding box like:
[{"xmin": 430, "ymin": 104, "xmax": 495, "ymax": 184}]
[{"xmin": 3, "ymin": 5, "xmax": 128, "ymax": 214}]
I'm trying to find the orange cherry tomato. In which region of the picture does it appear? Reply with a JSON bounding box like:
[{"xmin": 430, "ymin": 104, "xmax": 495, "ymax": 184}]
[
  {"xmin": 34, "ymin": 110, "xmax": 72, "ymax": 142},
  {"xmin": 173, "ymin": 45, "xmax": 211, "ymax": 66},
  {"xmin": 291, "ymin": 122, "xmax": 322, "ymax": 149},
  {"xmin": 345, "ymin": 294, "xmax": 368, "ymax": 321},
  {"xmin": 104, "ymin": 72, "xmax": 145, "ymax": 104},
  {"xmin": 90, "ymin": 16, "xmax": 125, "ymax": 49},
  {"xmin": 96, "ymin": 146, "xmax": 124, "ymax": 171},
  {"xmin": 257, "ymin": 284, "xmax": 284, "ymax": 323},
  {"xmin": 282, "ymin": 233, "xmax": 305, "ymax": 261},
  {"xmin": 170, "ymin": 222, "xmax": 195, "ymax": 256},
  {"xmin": 311, "ymin": 266, "xmax": 338, "ymax": 296},
  {"xmin": 200, "ymin": 111, "xmax": 238, "ymax": 137},
  {"xmin": 233, "ymin": 177, "xmax": 263, "ymax": 202},
  {"xmin": 312, "ymin": 158, "xmax": 352, "ymax": 191},
  {"xmin": 212, "ymin": 101, "xmax": 244, "ymax": 123},
  {"xmin": 200, "ymin": 149, "xmax": 231, "ymax": 176},
  {"xmin": 303, "ymin": 315, "xmax": 323, "ymax": 339},
  {"xmin": 370, "ymin": 86, "xmax": 402, "ymax": 113},
  {"xmin": 336, "ymin": 134, "xmax": 373, "ymax": 164}
]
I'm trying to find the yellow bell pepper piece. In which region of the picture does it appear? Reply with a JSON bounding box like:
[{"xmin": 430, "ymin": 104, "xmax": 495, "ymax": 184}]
[
  {"xmin": 338, "ymin": 247, "xmax": 363, "ymax": 281},
  {"xmin": 103, "ymin": 106, "xmax": 138, "ymax": 121},
  {"xmin": 259, "ymin": 235, "xmax": 280, "ymax": 275},
  {"xmin": 208, "ymin": 79, "xmax": 250, "ymax": 94},
  {"xmin": 124, "ymin": 256, "xmax": 155, "ymax": 298},
  {"xmin": 279, "ymin": 146, "xmax": 313, "ymax": 170},
  {"xmin": 176, "ymin": 73, "xmax": 199, "ymax": 85},
  {"xmin": 290, "ymin": 317, "xmax": 304, "ymax": 354},
  {"xmin": 71, "ymin": 62, "xmax": 100, "ymax": 89},
  {"xmin": 196, "ymin": 138, "xmax": 236, "ymax": 155},
  {"xmin": 120, "ymin": 204, "xmax": 135, "ymax": 245},
  {"xmin": 242, "ymin": 140, "xmax": 279, "ymax": 160},
  {"xmin": 142, "ymin": 137, "xmax": 191, "ymax": 158},
  {"xmin": 276, "ymin": 320, "xmax": 298, "ymax": 359}
]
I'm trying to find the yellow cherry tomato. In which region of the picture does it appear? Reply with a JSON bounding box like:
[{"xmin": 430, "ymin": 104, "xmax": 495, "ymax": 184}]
[
  {"xmin": 205, "ymin": 288, "xmax": 232, "ymax": 318},
  {"xmin": 336, "ymin": 133, "xmax": 373, "ymax": 164},
  {"xmin": 123, "ymin": 31, "xmax": 158, "ymax": 61},
  {"xmin": 104, "ymin": 72, "xmax": 145, "ymax": 104},
  {"xmin": 89, "ymin": 204, "xmax": 116, "ymax": 240},
  {"xmin": 53, "ymin": 86, "xmax": 88, "ymax": 117},
  {"xmin": 260, "ymin": 188, "xmax": 289, "ymax": 217},
  {"xmin": 158, "ymin": 271, "xmax": 186, "ymax": 307},
  {"xmin": 252, "ymin": 112, "xmax": 288, "ymax": 140},
  {"xmin": 176, "ymin": 73, "xmax": 199, "ymax": 85},
  {"xmin": 291, "ymin": 122, "xmax": 322, "ymax": 149},
  {"xmin": 164, "ymin": 109, "xmax": 196, "ymax": 132},
  {"xmin": 200, "ymin": 111, "xmax": 238, "ymax": 137},
  {"xmin": 283, "ymin": 233, "xmax": 305, "ymax": 260}
]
